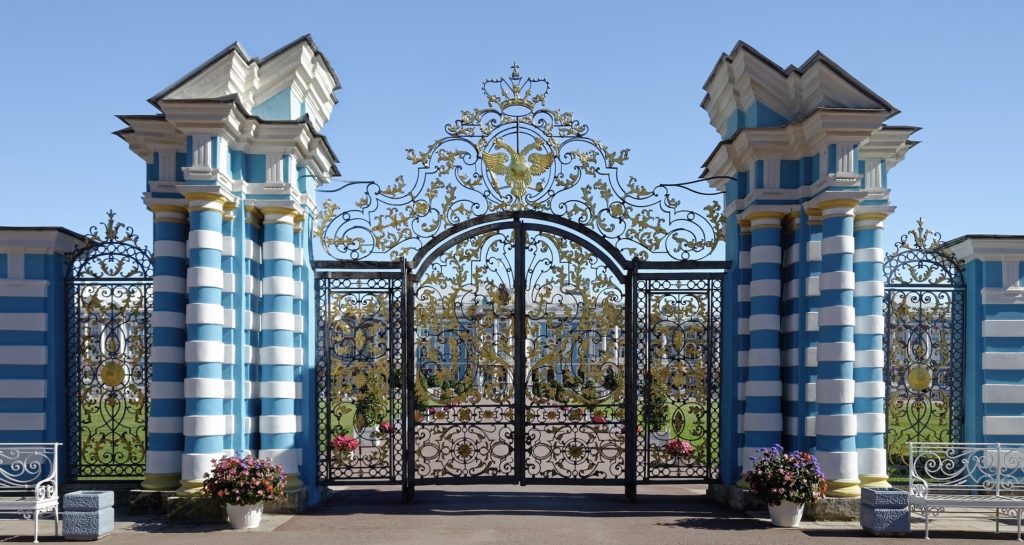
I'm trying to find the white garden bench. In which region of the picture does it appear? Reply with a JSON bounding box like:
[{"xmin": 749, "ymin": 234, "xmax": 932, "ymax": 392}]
[
  {"xmin": 909, "ymin": 442, "xmax": 1024, "ymax": 540},
  {"xmin": 0, "ymin": 443, "xmax": 60, "ymax": 542}
]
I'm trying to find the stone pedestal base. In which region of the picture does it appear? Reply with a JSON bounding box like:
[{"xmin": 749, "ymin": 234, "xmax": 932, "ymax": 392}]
[
  {"xmin": 706, "ymin": 484, "xmax": 860, "ymax": 521},
  {"xmin": 128, "ymin": 490, "xmax": 176, "ymax": 514},
  {"xmin": 860, "ymin": 487, "xmax": 910, "ymax": 536},
  {"xmin": 64, "ymin": 491, "xmax": 116, "ymax": 541},
  {"xmin": 166, "ymin": 496, "xmax": 226, "ymax": 523}
]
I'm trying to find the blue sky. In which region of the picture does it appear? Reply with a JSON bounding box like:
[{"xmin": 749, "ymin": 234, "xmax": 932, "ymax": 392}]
[{"xmin": 0, "ymin": 1, "xmax": 1019, "ymax": 254}]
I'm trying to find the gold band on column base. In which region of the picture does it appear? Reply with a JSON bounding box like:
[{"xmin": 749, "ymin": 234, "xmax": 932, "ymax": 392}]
[
  {"xmin": 176, "ymin": 479, "xmax": 205, "ymax": 496},
  {"xmin": 140, "ymin": 473, "xmax": 181, "ymax": 491},
  {"xmin": 859, "ymin": 474, "xmax": 891, "ymax": 489},
  {"xmin": 826, "ymin": 479, "xmax": 862, "ymax": 498}
]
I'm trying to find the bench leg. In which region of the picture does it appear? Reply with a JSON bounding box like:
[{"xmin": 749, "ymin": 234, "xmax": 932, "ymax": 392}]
[
  {"xmin": 54, "ymin": 508, "xmax": 59, "ymax": 537},
  {"xmin": 998, "ymin": 508, "xmax": 1001, "ymax": 534},
  {"xmin": 1016, "ymin": 509, "xmax": 1021, "ymax": 541},
  {"xmin": 925, "ymin": 508, "xmax": 931, "ymax": 540},
  {"xmin": 33, "ymin": 508, "xmax": 39, "ymax": 543}
]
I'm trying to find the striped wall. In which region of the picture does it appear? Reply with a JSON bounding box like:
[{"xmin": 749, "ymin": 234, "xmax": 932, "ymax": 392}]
[
  {"xmin": 735, "ymin": 223, "xmax": 751, "ymax": 476},
  {"xmin": 0, "ymin": 229, "xmax": 82, "ymax": 449},
  {"xmin": 802, "ymin": 214, "xmax": 822, "ymax": 453},
  {"xmin": 781, "ymin": 215, "xmax": 800, "ymax": 450},
  {"xmin": 948, "ymin": 238, "xmax": 1024, "ymax": 444}
]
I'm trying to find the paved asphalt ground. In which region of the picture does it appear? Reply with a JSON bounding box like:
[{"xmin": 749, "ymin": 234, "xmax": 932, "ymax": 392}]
[{"xmin": 1, "ymin": 484, "xmax": 1018, "ymax": 544}]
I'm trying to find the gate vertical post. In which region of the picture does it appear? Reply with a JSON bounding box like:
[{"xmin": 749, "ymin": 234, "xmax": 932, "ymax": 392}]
[
  {"xmin": 402, "ymin": 259, "xmax": 415, "ymax": 503},
  {"xmin": 624, "ymin": 259, "xmax": 638, "ymax": 501},
  {"xmin": 513, "ymin": 219, "xmax": 527, "ymax": 485}
]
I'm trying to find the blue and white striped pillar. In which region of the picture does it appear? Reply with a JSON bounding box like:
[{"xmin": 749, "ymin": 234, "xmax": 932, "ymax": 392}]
[
  {"xmin": 742, "ymin": 211, "xmax": 784, "ymax": 471},
  {"xmin": 222, "ymin": 205, "xmax": 243, "ymax": 453},
  {"xmin": 142, "ymin": 204, "xmax": 187, "ymax": 490},
  {"xmin": 735, "ymin": 221, "xmax": 752, "ymax": 481},
  {"xmin": 854, "ymin": 212, "xmax": 889, "ymax": 488},
  {"xmin": 180, "ymin": 193, "xmax": 232, "ymax": 492},
  {"xmin": 258, "ymin": 206, "xmax": 304, "ymax": 491},
  {"xmin": 244, "ymin": 207, "xmax": 261, "ymax": 454},
  {"xmin": 781, "ymin": 214, "xmax": 800, "ymax": 450},
  {"xmin": 802, "ymin": 211, "xmax": 822, "ymax": 452},
  {"xmin": 815, "ymin": 199, "xmax": 860, "ymax": 498}
]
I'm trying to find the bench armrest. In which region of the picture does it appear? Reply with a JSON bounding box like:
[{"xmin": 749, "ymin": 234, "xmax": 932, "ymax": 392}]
[{"xmin": 33, "ymin": 479, "xmax": 57, "ymax": 501}]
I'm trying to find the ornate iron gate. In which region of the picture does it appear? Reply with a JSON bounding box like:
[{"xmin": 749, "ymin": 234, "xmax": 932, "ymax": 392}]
[
  {"xmin": 883, "ymin": 219, "xmax": 965, "ymax": 479},
  {"xmin": 314, "ymin": 66, "xmax": 724, "ymax": 499},
  {"xmin": 66, "ymin": 211, "xmax": 153, "ymax": 480}
]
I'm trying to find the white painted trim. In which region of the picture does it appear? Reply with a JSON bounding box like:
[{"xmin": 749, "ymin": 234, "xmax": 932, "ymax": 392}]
[
  {"xmin": 0, "ymin": 413, "xmax": 44, "ymax": 430},
  {"xmin": 807, "ymin": 240, "xmax": 822, "ymax": 262},
  {"xmin": 187, "ymin": 230, "xmax": 223, "ymax": 251},
  {"xmin": 0, "ymin": 380, "xmax": 45, "ymax": 398},
  {"xmin": 749, "ymin": 279, "xmax": 781, "ymax": 298},
  {"xmin": 983, "ymin": 384, "xmax": 1024, "ymax": 404},
  {"xmin": 854, "ymin": 381, "xmax": 885, "ymax": 398},
  {"xmin": 186, "ymin": 267, "xmax": 224, "ymax": 289},
  {"xmin": 152, "ymin": 346, "xmax": 185, "ymax": 364},
  {"xmin": 149, "ymin": 417, "xmax": 184, "ymax": 434},
  {"xmin": 821, "ymin": 235, "xmax": 854, "ymax": 256},
  {"xmin": 817, "ymin": 342, "xmax": 854, "ymax": 363},
  {"xmin": 150, "ymin": 381, "xmax": 184, "ymax": 399},
  {"xmin": 152, "ymin": 311, "xmax": 185, "ymax": 329},
  {"xmin": 982, "ymin": 320, "xmax": 1024, "ymax": 338},
  {"xmin": 262, "ymin": 277, "xmax": 295, "ymax": 296},
  {"xmin": 259, "ymin": 346, "xmax": 296, "ymax": 365},
  {"xmin": 154, "ymin": 240, "xmax": 186, "ymax": 258},
  {"xmin": 749, "ymin": 314, "xmax": 780, "ymax": 332},
  {"xmin": 819, "ymin": 271, "xmax": 855, "ymax": 291},
  {"xmin": 854, "ymin": 280, "xmax": 884, "ymax": 297},
  {"xmin": 183, "ymin": 415, "xmax": 234, "ymax": 436},
  {"xmin": 742, "ymin": 413, "xmax": 782, "ymax": 432},
  {"xmin": 154, "ymin": 275, "xmax": 187, "ymax": 294},
  {"xmin": 853, "ymin": 248, "xmax": 884, "ymax": 263},
  {"xmin": 855, "ymin": 315, "xmax": 884, "ymax": 335},
  {"xmin": 259, "ymin": 415, "xmax": 301, "ymax": 434},
  {"xmin": 0, "ymin": 346, "xmax": 46, "ymax": 366},
  {"xmin": 815, "ymin": 379, "xmax": 855, "ymax": 403},
  {"xmin": 0, "ymin": 313, "xmax": 46, "ymax": 331},
  {"xmin": 984, "ymin": 416, "xmax": 1024, "ymax": 436},
  {"xmin": 185, "ymin": 340, "xmax": 225, "ymax": 363},
  {"xmin": 747, "ymin": 348, "xmax": 780, "ymax": 367},
  {"xmin": 814, "ymin": 414, "xmax": 857, "ymax": 436},
  {"xmin": 819, "ymin": 306, "xmax": 855, "ymax": 327},
  {"xmin": 856, "ymin": 413, "xmax": 885, "ymax": 433},
  {"xmin": 0, "ymin": 280, "xmax": 48, "ymax": 298},
  {"xmin": 745, "ymin": 380, "xmax": 782, "ymax": 397},
  {"xmin": 858, "ymin": 448, "xmax": 887, "ymax": 476},
  {"xmin": 750, "ymin": 246, "xmax": 782, "ymax": 265},
  {"xmin": 983, "ymin": 352, "xmax": 1024, "ymax": 370},
  {"xmin": 854, "ymin": 349, "xmax": 883, "ymax": 369}
]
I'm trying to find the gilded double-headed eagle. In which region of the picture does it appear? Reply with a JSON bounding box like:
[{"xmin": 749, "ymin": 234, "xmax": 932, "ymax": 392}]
[{"xmin": 481, "ymin": 137, "xmax": 554, "ymax": 199}]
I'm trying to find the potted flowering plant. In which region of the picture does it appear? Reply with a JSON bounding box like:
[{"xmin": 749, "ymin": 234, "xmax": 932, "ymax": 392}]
[
  {"xmin": 331, "ymin": 433, "xmax": 360, "ymax": 462},
  {"xmin": 664, "ymin": 438, "xmax": 694, "ymax": 466},
  {"xmin": 745, "ymin": 445, "xmax": 827, "ymax": 527},
  {"xmin": 202, "ymin": 453, "xmax": 286, "ymax": 529},
  {"xmin": 355, "ymin": 372, "xmax": 387, "ymax": 446}
]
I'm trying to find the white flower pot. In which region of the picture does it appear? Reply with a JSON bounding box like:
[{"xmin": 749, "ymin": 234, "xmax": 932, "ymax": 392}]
[
  {"xmin": 226, "ymin": 502, "xmax": 263, "ymax": 529},
  {"xmin": 357, "ymin": 425, "xmax": 381, "ymax": 447},
  {"xmin": 768, "ymin": 501, "xmax": 804, "ymax": 528}
]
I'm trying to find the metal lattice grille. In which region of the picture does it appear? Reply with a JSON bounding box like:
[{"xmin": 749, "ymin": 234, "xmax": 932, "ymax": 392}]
[
  {"xmin": 883, "ymin": 220, "xmax": 965, "ymax": 480},
  {"xmin": 66, "ymin": 212, "xmax": 152, "ymax": 480}
]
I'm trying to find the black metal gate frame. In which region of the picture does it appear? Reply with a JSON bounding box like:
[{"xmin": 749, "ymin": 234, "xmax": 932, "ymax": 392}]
[{"xmin": 315, "ymin": 211, "xmax": 725, "ymax": 501}]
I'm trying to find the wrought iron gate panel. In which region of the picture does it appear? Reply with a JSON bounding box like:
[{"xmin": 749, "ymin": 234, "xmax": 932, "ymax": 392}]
[
  {"xmin": 522, "ymin": 231, "xmax": 626, "ymax": 482},
  {"xmin": 883, "ymin": 220, "xmax": 965, "ymax": 480},
  {"xmin": 412, "ymin": 230, "xmax": 517, "ymax": 482},
  {"xmin": 66, "ymin": 211, "xmax": 152, "ymax": 480},
  {"xmin": 316, "ymin": 274, "xmax": 405, "ymax": 483},
  {"xmin": 635, "ymin": 277, "xmax": 722, "ymax": 482},
  {"xmin": 313, "ymin": 65, "xmax": 728, "ymax": 494}
]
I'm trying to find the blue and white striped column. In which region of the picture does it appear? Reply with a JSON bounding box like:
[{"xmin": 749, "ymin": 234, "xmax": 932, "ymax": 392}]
[
  {"xmin": 742, "ymin": 211, "xmax": 784, "ymax": 471},
  {"xmin": 292, "ymin": 214, "xmax": 309, "ymax": 487},
  {"xmin": 854, "ymin": 212, "xmax": 889, "ymax": 488},
  {"xmin": 258, "ymin": 206, "xmax": 304, "ymax": 490},
  {"xmin": 815, "ymin": 199, "xmax": 860, "ymax": 498},
  {"xmin": 222, "ymin": 206, "xmax": 243, "ymax": 453},
  {"xmin": 735, "ymin": 221, "xmax": 752, "ymax": 480},
  {"xmin": 802, "ymin": 212, "xmax": 822, "ymax": 452},
  {"xmin": 244, "ymin": 207, "xmax": 261, "ymax": 454},
  {"xmin": 180, "ymin": 194, "xmax": 232, "ymax": 492},
  {"xmin": 781, "ymin": 215, "xmax": 800, "ymax": 450},
  {"xmin": 142, "ymin": 205, "xmax": 187, "ymax": 490}
]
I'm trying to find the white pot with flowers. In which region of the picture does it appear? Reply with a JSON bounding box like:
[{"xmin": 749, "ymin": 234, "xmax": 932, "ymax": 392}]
[
  {"xmin": 202, "ymin": 453, "xmax": 287, "ymax": 529},
  {"xmin": 745, "ymin": 445, "xmax": 827, "ymax": 528}
]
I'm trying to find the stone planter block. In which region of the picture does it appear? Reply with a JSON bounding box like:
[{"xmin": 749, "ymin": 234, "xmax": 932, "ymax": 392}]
[
  {"xmin": 860, "ymin": 487, "xmax": 908, "ymax": 509},
  {"xmin": 860, "ymin": 504, "xmax": 911, "ymax": 536},
  {"xmin": 64, "ymin": 490, "xmax": 115, "ymax": 512},
  {"xmin": 63, "ymin": 507, "xmax": 114, "ymax": 541}
]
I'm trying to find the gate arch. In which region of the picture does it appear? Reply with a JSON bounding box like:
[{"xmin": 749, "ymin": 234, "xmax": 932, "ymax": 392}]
[
  {"xmin": 66, "ymin": 211, "xmax": 153, "ymax": 480},
  {"xmin": 883, "ymin": 219, "xmax": 965, "ymax": 479},
  {"xmin": 313, "ymin": 66, "xmax": 725, "ymax": 500}
]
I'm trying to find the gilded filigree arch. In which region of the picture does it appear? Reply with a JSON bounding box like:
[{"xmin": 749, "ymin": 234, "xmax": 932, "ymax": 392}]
[
  {"xmin": 316, "ymin": 66, "xmax": 724, "ymax": 262},
  {"xmin": 884, "ymin": 218, "xmax": 964, "ymax": 287},
  {"xmin": 68, "ymin": 210, "xmax": 153, "ymax": 279}
]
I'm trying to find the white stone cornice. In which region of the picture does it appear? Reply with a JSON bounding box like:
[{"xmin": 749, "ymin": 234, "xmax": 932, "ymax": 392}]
[{"xmin": 0, "ymin": 229, "xmax": 86, "ymax": 256}]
